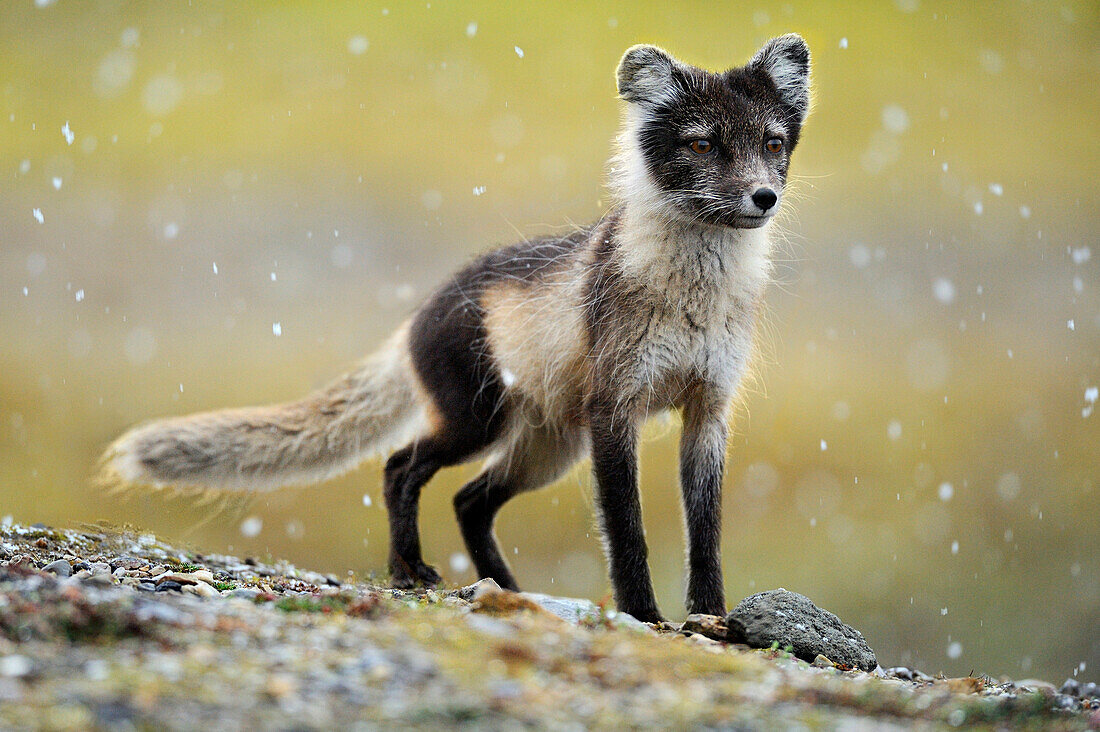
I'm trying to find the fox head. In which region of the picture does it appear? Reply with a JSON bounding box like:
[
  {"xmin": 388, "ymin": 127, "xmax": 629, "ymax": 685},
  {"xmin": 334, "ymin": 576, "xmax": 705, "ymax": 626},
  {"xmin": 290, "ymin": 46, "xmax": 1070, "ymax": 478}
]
[{"xmin": 613, "ymin": 35, "xmax": 811, "ymax": 229}]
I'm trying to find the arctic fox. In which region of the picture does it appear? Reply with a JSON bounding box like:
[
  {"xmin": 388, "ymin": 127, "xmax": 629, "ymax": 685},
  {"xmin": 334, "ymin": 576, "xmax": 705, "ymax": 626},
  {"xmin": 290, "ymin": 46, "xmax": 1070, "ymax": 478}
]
[{"xmin": 102, "ymin": 35, "xmax": 811, "ymax": 622}]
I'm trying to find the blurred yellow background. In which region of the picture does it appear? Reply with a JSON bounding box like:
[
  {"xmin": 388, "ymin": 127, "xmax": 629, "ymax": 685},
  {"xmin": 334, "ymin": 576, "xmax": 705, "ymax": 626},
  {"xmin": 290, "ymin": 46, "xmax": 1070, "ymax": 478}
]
[{"xmin": 2, "ymin": 1, "xmax": 1097, "ymax": 683}]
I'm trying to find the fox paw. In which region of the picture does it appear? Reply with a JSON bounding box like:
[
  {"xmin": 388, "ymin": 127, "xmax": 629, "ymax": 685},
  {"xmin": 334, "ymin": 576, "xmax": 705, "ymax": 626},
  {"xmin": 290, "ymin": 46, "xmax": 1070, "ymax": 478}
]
[{"xmin": 390, "ymin": 559, "xmax": 442, "ymax": 589}]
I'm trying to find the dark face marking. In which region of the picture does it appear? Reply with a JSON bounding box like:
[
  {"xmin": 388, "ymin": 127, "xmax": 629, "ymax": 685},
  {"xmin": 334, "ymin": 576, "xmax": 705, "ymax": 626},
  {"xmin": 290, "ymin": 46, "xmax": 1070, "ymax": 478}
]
[
  {"xmin": 636, "ymin": 63, "xmax": 804, "ymax": 229},
  {"xmin": 616, "ymin": 36, "xmax": 811, "ymax": 232}
]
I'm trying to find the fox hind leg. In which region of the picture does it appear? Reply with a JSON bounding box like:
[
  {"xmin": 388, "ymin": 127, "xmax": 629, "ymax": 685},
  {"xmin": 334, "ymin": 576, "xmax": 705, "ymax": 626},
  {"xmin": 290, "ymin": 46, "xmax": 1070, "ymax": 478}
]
[
  {"xmin": 453, "ymin": 421, "xmax": 586, "ymax": 591},
  {"xmin": 453, "ymin": 472, "xmax": 521, "ymax": 590},
  {"xmin": 384, "ymin": 427, "xmax": 498, "ymax": 588},
  {"xmin": 383, "ymin": 439, "xmax": 445, "ymax": 588}
]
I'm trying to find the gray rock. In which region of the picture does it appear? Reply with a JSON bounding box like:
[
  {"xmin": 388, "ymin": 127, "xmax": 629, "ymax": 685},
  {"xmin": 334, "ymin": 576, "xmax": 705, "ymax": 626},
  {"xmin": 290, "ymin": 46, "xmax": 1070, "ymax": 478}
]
[
  {"xmin": 41, "ymin": 559, "xmax": 72, "ymax": 577},
  {"xmin": 89, "ymin": 562, "xmax": 112, "ymax": 576},
  {"xmin": 156, "ymin": 580, "xmax": 183, "ymax": 593},
  {"xmin": 724, "ymin": 588, "xmax": 877, "ymax": 672},
  {"xmin": 1060, "ymin": 678, "xmax": 1080, "ymax": 696}
]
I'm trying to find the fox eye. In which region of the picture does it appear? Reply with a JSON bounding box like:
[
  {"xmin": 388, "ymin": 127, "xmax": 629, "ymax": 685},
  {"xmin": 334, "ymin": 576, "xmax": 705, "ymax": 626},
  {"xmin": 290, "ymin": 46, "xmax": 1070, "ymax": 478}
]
[
  {"xmin": 689, "ymin": 139, "xmax": 713, "ymax": 155},
  {"xmin": 765, "ymin": 137, "xmax": 784, "ymax": 153}
]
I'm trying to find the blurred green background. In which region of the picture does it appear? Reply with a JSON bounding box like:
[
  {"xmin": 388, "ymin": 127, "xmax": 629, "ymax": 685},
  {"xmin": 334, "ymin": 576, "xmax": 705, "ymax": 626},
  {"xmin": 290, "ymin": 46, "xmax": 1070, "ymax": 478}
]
[{"xmin": 2, "ymin": 1, "xmax": 1097, "ymax": 683}]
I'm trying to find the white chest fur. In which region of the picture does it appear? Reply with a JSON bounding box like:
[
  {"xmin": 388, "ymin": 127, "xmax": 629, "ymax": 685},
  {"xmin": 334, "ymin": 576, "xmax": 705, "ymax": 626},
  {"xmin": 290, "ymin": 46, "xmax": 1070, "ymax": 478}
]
[{"xmin": 615, "ymin": 209, "xmax": 773, "ymax": 399}]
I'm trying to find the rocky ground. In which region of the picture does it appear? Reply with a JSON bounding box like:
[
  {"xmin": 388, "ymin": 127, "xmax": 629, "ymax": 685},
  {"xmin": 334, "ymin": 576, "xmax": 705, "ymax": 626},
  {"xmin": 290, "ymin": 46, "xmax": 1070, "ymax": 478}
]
[{"xmin": 0, "ymin": 522, "xmax": 1095, "ymax": 731}]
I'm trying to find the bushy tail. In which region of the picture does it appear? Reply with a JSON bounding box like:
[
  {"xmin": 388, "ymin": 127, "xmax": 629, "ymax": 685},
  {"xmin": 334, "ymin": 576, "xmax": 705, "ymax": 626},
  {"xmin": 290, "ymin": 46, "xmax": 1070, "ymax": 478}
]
[{"xmin": 99, "ymin": 328, "xmax": 424, "ymax": 492}]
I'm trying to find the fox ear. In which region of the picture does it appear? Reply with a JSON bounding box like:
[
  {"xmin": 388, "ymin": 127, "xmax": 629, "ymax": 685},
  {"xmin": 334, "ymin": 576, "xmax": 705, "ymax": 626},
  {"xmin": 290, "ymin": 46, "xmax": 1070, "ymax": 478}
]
[
  {"xmin": 750, "ymin": 34, "xmax": 811, "ymax": 123},
  {"xmin": 617, "ymin": 45, "xmax": 680, "ymax": 106}
]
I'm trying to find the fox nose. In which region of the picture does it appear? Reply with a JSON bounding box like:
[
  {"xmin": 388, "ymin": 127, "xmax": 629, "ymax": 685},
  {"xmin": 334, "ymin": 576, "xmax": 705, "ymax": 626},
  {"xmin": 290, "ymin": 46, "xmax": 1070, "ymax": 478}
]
[{"xmin": 751, "ymin": 187, "xmax": 778, "ymax": 212}]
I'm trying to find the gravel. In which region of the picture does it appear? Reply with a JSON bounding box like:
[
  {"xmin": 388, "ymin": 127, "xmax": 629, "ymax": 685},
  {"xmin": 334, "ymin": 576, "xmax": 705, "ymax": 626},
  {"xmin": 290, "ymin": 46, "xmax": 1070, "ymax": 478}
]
[{"xmin": 0, "ymin": 522, "xmax": 1094, "ymax": 730}]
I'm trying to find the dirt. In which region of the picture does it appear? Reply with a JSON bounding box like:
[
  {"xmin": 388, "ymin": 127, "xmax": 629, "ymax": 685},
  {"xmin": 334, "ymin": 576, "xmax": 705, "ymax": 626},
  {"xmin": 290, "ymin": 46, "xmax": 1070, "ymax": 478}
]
[{"xmin": 0, "ymin": 522, "xmax": 1094, "ymax": 731}]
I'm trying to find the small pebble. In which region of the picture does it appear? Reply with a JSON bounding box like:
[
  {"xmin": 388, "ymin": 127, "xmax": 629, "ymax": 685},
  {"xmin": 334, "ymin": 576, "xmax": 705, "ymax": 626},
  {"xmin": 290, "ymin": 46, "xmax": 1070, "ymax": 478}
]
[
  {"xmin": 86, "ymin": 573, "xmax": 115, "ymax": 586},
  {"xmin": 228, "ymin": 587, "xmax": 261, "ymax": 600},
  {"xmin": 41, "ymin": 559, "xmax": 72, "ymax": 577},
  {"xmin": 155, "ymin": 573, "xmax": 198, "ymax": 586},
  {"xmin": 456, "ymin": 578, "xmax": 502, "ymax": 602},
  {"xmin": 156, "ymin": 581, "xmax": 184, "ymax": 593},
  {"xmin": 1017, "ymin": 678, "xmax": 1057, "ymax": 693},
  {"xmin": 813, "ymin": 654, "xmax": 834, "ymax": 668},
  {"xmin": 110, "ymin": 556, "xmax": 146, "ymax": 571},
  {"xmin": 0, "ymin": 655, "xmax": 33, "ymax": 678},
  {"xmin": 686, "ymin": 633, "xmax": 722, "ymax": 647},
  {"xmin": 185, "ymin": 581, "xmax": 219, "ymax": 598},
  {"xmin": 137, "ymin": 582, "xmax": 156, "ymax": 592},
  {"xmin": 90, "ymin": 562, "xmax": 111, "ymax": 576},
  {"xmin": 681, "ymin": 614, "xmax": 728, "ymax": 642}
]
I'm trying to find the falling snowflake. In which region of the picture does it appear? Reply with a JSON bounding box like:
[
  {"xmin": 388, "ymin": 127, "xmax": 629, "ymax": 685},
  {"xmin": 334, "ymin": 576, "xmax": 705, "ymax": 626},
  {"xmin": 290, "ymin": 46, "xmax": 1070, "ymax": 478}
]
[
  {"xmin": 240, "ymin": 516, "xmax": 263, "ymax": 537},
  {"xmin": 347, "ymin": 36, "xmax": 369, "ymax": 55}
]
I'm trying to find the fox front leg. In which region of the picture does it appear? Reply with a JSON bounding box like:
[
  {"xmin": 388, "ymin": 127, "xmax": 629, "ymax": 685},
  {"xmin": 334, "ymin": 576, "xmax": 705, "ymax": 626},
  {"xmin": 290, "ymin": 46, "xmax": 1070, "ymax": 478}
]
[
  {"xmin": 588, "ymin": 401, "xmax": 663, "ymax": 624},
  {"xmin": 679, "ymin": 390, "xmax": 730, "ymax": 616}
]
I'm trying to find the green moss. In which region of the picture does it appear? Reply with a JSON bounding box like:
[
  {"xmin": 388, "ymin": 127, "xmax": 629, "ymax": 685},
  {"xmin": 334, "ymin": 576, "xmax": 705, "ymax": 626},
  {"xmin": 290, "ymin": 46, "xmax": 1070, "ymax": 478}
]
[
  {"xmin": 274, "ymin": 595, "xmax": 353, "ymax": 614},
  {"xmin": 213, "ymin": 581, "xmax": 236, "ymax": 591}
]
